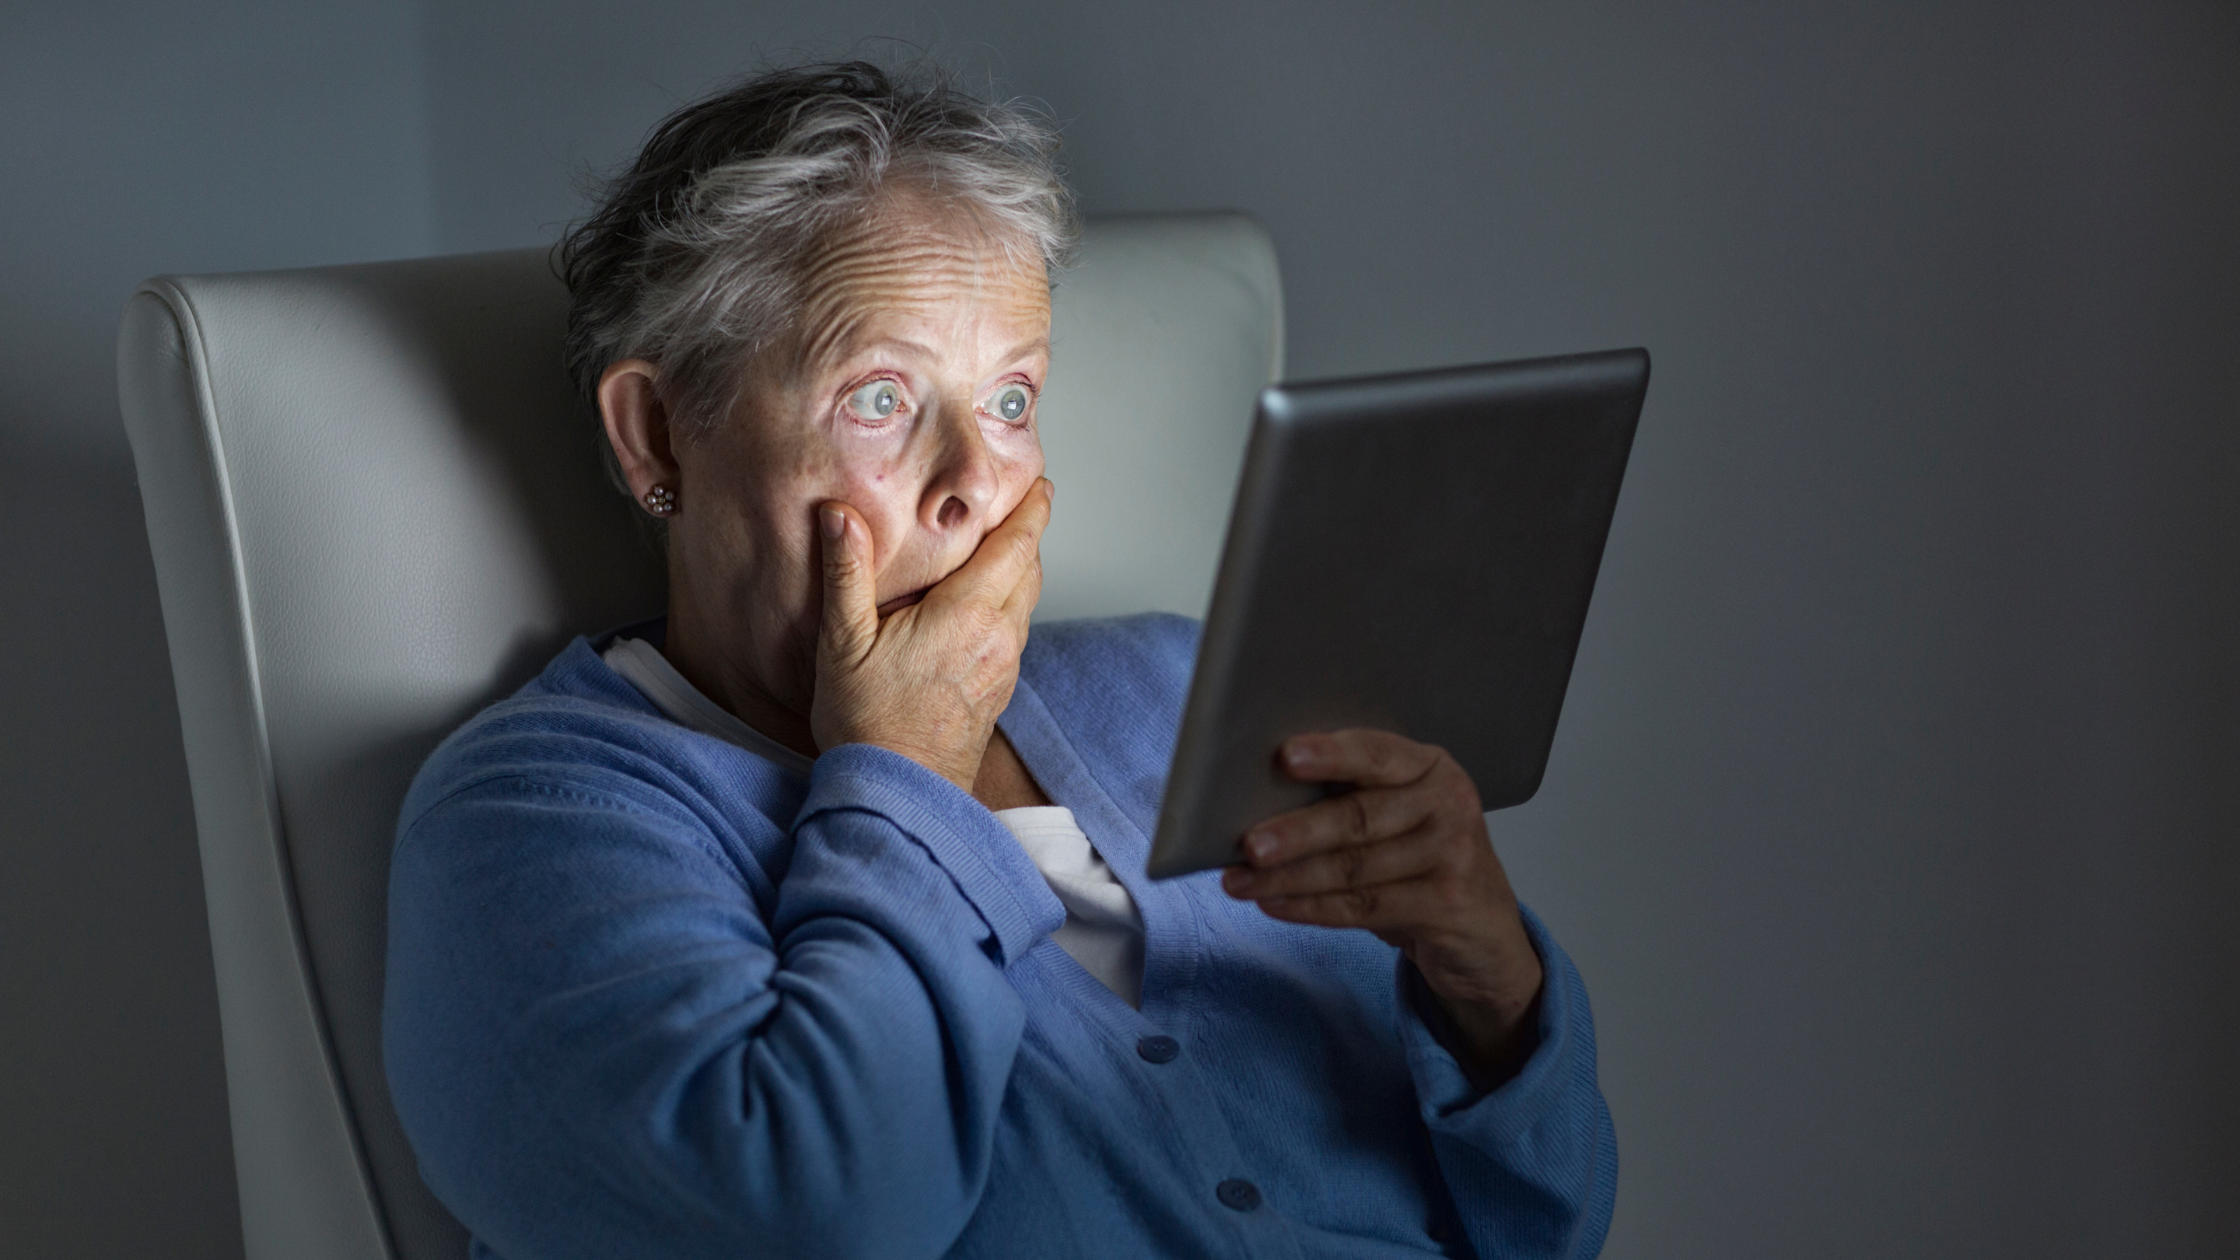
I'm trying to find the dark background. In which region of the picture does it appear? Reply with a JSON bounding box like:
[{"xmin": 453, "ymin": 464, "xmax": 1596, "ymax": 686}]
[{"xmin": 4, "ymin": 2, "xmax": 2235, "ymax": 1256}]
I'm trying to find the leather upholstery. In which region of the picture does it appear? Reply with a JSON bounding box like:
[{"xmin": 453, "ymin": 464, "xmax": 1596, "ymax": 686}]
[{"xmin": 117, "ymin": 213, "xmax": 1281, "ymax": 1260}]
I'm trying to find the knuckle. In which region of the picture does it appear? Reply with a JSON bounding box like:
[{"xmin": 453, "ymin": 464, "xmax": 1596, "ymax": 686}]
[
  {"xmin": 1430, "ymin": 761, "xmax": 1473, "ymax": 808},
  {"xmin": 1402, "ymin": 747, "xmax": 1436, "ymax": 783},
  {"xmin": 1432, "ymin": 879, "xmax": 1474, "ymax": 919},
  {"xmin": 1438, "ymin": 778, "xmax": 1471, "ymax": 814},
  {"xmin": 1337, "ymin": 844, "xmax": 1368, "ymax": 887},
  {"xmin": 1434, "ymin": 835, "xmax": 1472, "ymax": 879},
  {"xmin": 1343, "ymin": 792, "xmax": 1373, "ymax": 842}
]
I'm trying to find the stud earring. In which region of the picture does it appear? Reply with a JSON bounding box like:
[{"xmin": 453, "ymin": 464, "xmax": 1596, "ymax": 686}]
[{"xmin": 642, "ymin": 485, "xmax": 677, "ymax": 516}]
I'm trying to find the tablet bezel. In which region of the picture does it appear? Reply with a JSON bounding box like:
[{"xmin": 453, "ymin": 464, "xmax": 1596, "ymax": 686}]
[{"xmin": 1145, "ymin": 348, "xmax": 1650, "ymax": 879}]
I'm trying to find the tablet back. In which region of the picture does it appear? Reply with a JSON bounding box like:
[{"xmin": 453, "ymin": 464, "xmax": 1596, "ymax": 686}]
[{"xmin": 1147, "ymin": 348, "xmax": 1650, "ymax": 879}]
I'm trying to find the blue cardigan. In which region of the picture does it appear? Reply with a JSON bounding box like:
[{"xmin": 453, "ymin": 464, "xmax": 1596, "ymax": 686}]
[{"xmin": 384, "ymin": 614, "xmax": 1616, "ymax": 1260}]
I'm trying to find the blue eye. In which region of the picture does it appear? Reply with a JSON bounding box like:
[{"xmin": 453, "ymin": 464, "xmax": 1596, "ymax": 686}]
[
  {"xmin": 847, "ymin": 380, "xmax": 902, "ymax": 420},
  {"xmin": 991, "ymin": 384, "xmax": 1032, "ymax": 422}
]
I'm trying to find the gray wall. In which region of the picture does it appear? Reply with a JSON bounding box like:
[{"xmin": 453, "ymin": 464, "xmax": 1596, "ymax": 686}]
[
  {"xmin": 4, "ymin": 6, "xmax": 431, "ymax": 1257},
  {"xmin": 5, "ymin": 2, "xmax": 2235, "ymax": 1257}
]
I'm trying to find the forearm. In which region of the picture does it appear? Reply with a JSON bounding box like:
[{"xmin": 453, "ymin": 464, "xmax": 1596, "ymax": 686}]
[
  {"xmin": 387, "ymin": 751, "xmax": 1058, "ymax": 1260},
  {"xmin": 1403, "ymin": 908, "xmax": 1617, "ymax": 1259},
  {"xmin": 676, "ymin": 794, "xmax": 1035, "ymax": 1253}
]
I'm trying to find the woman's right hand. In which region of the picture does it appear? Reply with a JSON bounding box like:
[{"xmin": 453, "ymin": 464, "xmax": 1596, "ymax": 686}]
[{"xmin": 809, "ymin": 479, "xmax": 1052, "ymax": 791}]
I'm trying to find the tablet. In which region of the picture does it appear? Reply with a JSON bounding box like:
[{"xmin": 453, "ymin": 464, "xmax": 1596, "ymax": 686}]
[{"xmin": 1144, "ymin": 348, "xmax": 1650, "ymax": 879}]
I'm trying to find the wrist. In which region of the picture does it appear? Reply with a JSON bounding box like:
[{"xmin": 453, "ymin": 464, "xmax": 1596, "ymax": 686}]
[
  {"xmin": 1414, "ymin": 932, "xmax": 1545, "ymax": 1089},
  {"xmin": 868, "ymin": 736, "xmax": 982, "ymax": 794},
  {"xmin": 1442, "ymin": 982, "xmax": 1544, "ymax": 1090},
  {"xmin": 820, "ymin": 735, "xmax": 982, "ymax": 796},
  {"xmin": 868, "ymin": 740, "xmax": 979, "ymax": 793},
  {"xmin": 815, "ymin": 718, "xmax": 979, "ymax": 792}
]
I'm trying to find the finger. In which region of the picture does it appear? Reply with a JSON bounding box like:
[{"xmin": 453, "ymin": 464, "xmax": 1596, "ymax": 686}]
[
  {"xmin": 935, "ymin": 478, "xmax": 1052, "ymax": 608},
  {"xmin": 997, "ymin": 551, "xmax": 1043, "ymax": 628},
  {"xmin": 1239, "ymin": 782, "xmax": 1436, "ymax": 866},
  {"xmin": 1224, "ymin": 823, "xmax": 1447, "ymax": 899},
  {"xmin": 1252, "ymin": 878, "xmax": 1452, "ymax": 934},
  {"xmin": 816, "ymin": 502, "xmax": 879, "ymax": 671},
  {"xmin": 1278, "ymin": 728, "xmax": 1443, "ymax": 787},
  {"xmin": 970, "ymin": 477, "xmax": 1052, "ymax": 600}
]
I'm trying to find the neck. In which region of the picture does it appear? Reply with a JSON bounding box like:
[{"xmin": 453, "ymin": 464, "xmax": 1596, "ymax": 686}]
[{"xmin": 659, "ymin": 592, "xmax": 821, "ymax": 761}]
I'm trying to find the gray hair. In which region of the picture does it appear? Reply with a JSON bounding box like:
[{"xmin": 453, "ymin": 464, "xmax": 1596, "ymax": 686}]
[{"xmin": 559, "ymin": 62, "xmax": 1076, "ymax": 466}]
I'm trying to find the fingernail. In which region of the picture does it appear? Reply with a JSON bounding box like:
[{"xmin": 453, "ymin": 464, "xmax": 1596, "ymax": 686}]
[
  {"xmin": 1245, "ymin": 832, "xmax": 1278, "ymax": 863},
  {"xmin": 1283, "ymin": 743, "xmax": 1317, "ymax": 771},
  {"xmin": 1042, "ymin": 478, "xmax": 1056, "ymax": 500},
  {"xmin": 820, "ymin": 506, "xmax": 845, "ymax": 540},
  {"xmin": 1222, "ymin": 868, "xmax": 1253, "ymax": 895}
]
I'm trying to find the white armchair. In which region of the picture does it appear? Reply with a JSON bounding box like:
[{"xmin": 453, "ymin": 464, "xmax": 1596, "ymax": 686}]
[{"xmin": 117, "ymin": 214, "xmax": 1282, "ymax": 1260}]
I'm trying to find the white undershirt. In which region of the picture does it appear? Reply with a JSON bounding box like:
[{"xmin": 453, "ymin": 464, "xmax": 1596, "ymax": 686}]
[
  {"xmin": 601, "ymin": 637, "xmax": 1146, "ymax": 1006},
  {"xmin": 993, "ymin": 807, "xmax": 1143, "ymax": 1008}
]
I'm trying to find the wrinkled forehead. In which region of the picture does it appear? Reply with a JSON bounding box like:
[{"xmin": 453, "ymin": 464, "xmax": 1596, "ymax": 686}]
[{"xmin": 785, "ymin": 192, "xmax": 1052, "ymax": 374}]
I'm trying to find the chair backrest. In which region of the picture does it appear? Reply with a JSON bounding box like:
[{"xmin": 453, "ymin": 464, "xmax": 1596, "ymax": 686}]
[{"xmin": 116, "ymin": 213, "xmax": 1282, "ymax": 1260}]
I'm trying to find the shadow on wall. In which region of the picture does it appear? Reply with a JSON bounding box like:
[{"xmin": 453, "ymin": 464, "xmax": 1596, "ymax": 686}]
[
  {"xmin": 1, "ymin": 5, "xmax": 435, "ymax": 1246},
  {"xmin": 0, "ymin": 423, "xmax": 242, "ymax": 1260}
]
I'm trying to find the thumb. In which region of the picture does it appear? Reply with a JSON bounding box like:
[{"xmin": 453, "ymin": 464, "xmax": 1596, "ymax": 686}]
[{"xmin": 816, "ymin": 502, "xmax": 879, "ymax": 672}]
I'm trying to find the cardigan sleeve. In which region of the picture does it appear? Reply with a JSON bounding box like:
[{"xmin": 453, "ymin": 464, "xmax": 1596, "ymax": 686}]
[
  {"xmin": 1395, "ymin": 905, "xmax": 1618, "ymax": 1259},
  {"xmin": 383, "ymin": 741, "xmax": 1063, "ymax": 1260}
]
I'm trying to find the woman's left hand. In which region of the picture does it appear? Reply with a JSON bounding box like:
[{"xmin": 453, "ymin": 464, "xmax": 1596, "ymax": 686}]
[{"xmin": 1221, "ymin": 729, "xmax": 1546, "ymax": 1085}]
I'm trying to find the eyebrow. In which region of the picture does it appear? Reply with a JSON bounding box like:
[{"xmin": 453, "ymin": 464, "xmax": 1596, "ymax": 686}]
[
  {"xmin": 833, "ymin": 334, "xmax": 1052, "ymax": 369},
  {"xmin": 994, "ymin": 336, "xmax": 1053, "ymax": 365}
]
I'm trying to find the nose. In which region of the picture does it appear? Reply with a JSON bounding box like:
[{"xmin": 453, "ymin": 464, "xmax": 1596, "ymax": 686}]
[{"xmin": 919, "ymin": 398, "xmax": 999, "ymax": 534}]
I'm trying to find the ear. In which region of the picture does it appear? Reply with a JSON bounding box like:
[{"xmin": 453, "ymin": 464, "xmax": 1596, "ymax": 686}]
[{"xmin": 598, "ymin": 359, "xmax": 680, "ymax": 512}]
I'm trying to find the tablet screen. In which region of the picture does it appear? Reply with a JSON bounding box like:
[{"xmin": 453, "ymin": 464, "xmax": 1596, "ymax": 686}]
[{"xmin": 1146, "ymin": 348, "xmax": 1649, "ymax": 879}]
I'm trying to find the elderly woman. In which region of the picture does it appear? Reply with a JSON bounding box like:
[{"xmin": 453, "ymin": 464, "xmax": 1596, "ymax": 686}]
[{"xmin": 384, "ymin": 63, "xmax": 1615, "ymax": 1260}]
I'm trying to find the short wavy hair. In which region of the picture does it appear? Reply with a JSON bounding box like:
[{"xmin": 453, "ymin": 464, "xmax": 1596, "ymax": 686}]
[{"xmin": 558, "ymin": 61, "xmax": 1075, "ymax": 470}]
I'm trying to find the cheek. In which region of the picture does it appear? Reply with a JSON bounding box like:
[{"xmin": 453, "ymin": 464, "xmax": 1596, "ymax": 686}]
[
  {"xmin": 986, "ymin": 422, "xmax": 1047, "ymax": 499},
  {"xmin": 704, "ymin": 429, "xmax": 846, "ymax": 586},
  {"xmin": 745, "ymin": 416, "xmax": 898, "ymax": 514},
  {"xmin": 828, "ymin": 446, "xmax": 917, "ymax": 510},
  {"xmin": 824, "ymin": 453, "xmax": 925, "ymax": 566}
]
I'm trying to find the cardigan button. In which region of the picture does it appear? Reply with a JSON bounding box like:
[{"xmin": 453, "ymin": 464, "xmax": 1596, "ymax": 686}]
[
  {"xmin": 1136, "ymin": 1035, "xmax": 1180, "ymax": 1064},
  {"xmin": 1215, "ymin": 1178, "xmax": 1262, "ymax": 1212}
]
